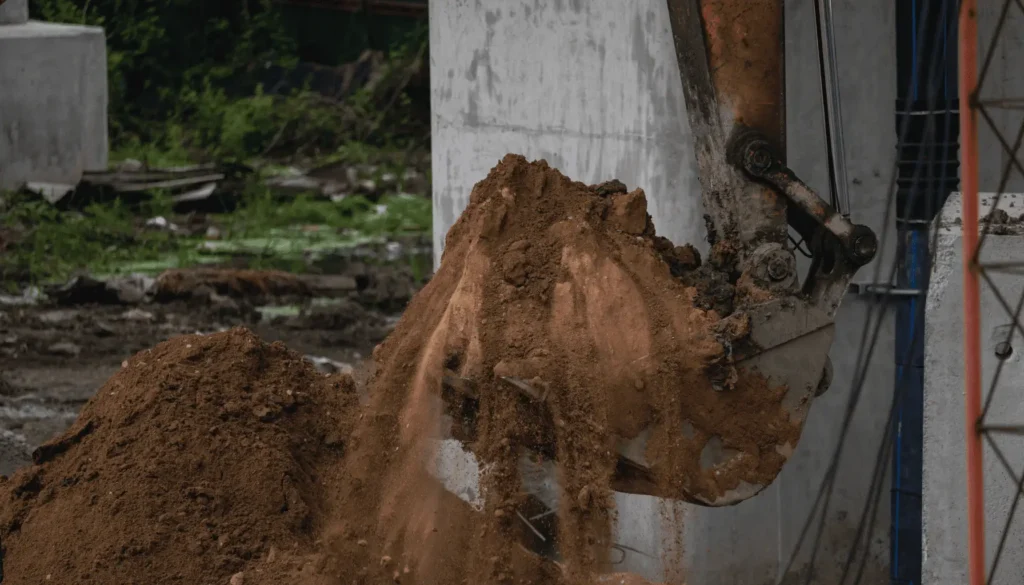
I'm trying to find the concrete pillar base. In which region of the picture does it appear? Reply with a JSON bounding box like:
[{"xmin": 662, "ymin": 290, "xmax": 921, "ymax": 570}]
[
  {"xmin": 924, "ymin": 191, "xmax": 1024, "ymax": 584},
  {"xmin": 0, "ymin": 21, "xmax": 109, "ymax": 190}
]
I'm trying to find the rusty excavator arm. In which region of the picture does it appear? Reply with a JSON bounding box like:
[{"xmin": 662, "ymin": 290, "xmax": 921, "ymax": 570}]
[
  {"xmin": 429, "ymin": 0, "xmax": 879, "ymax": 563},
  {"xmin": 598, "ymin": 0, "xmax": 880, "ymax": 506},
  {"xmin": 667, "ymin": 0, "xmax": 877, "ymax": 316}
]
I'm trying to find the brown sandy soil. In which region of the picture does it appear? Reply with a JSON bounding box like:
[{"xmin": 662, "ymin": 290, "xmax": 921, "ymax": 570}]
[
  {"xmin": 0, "ymin": 257, "xmax": 420, "ymax": 477},
  {"xmin": 0, "ymin": 328, "xmax": 359, "ymax": 584},
  {"xmin": 319, "ymin": 155, "xmax": 793, "ymax": 584},
  {"xmin": 0, "ymin": 155, "xmax": 795, "ymax": 584}
]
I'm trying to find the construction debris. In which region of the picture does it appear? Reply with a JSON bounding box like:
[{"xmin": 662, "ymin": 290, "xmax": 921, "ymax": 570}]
[
  {"xmin": 48, "ymin": 274, "xmax": 155, "ymax": 306},
  {"xmin": 22, "ymin": 162, "xmax": 253, "ymax": 212}
]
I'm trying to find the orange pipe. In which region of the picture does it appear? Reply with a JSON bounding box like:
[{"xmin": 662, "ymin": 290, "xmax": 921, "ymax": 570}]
[{"xmin": 959, "ymin": 2, "xmax": 985, "ymax": 585}]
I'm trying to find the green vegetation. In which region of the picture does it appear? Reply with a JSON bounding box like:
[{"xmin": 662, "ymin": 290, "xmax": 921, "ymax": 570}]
[
  {"xmin": 0, "ymin": 188, "xmax": 431, "ymax": 287},
  {"xmin": 3, "ymin": 1, "xmax": 433, "ymax": 290},
  {"xmin": 29, "ymin": 0, "xmax": 429, "ymax": 159}
]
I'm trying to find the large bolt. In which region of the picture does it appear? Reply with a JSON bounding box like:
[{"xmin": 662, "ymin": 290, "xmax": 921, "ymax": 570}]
[
  {"xmin": 744, "ymin": 144, "xmax": 773, "ymax": 176},
  {"xmin": 846, "ymin": 225, "xmax": 878, "ymax": 266},
  {"xmin": 767, "ymin": 257, "xmax": 791, "ymax": 281}
]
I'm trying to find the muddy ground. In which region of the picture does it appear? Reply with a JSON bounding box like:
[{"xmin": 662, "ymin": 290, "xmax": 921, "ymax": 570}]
[{"xmin": 0, "ymin": 243, "xmax": 428, "ymax": 477}]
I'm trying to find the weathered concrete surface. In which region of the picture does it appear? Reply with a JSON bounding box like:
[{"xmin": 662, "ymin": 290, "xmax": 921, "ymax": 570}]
[
  {"xmin": 430, "ymin": 0, "xmax": 895, "ymax": 582},
  {"xmin": 429, "ymin": 0, "xmax": 704, "ymax": 265},
  {"xmin": 923, "ymin": 192, "xmax": 1024, "ymax": 585},
  {"xmin": 0, "ymin": 21, "xmax": 109, "ymax": 189},
  {"xmin": 0, "ymin": 0, "xmax": 29, "ymax": 25}
]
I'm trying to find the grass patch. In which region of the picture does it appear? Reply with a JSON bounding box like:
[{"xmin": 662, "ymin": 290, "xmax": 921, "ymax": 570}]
[{"xmin": 0, "ymin": 184, "xmax": 431, "ymax": 288}]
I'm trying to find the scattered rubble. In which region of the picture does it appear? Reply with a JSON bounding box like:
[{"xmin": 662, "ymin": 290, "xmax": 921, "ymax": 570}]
[
  {"xmin": 23, "ymin": 162, "xmax": 252, "ymax": 212},
  {"xmin": 44, "ymin": 341, "xmax": 81, "ymax": 357},
  {"xmin": 48, "ymin": 274, "xmax": 155, "ymax": 306},
  {"xmin": 0, "ymin": 287, "xmax": 41, "ymax": 307},
  {"xmin": 266, "ymin": 161, "xmax": 429, "ymax": 202},
  {"xmin": 18, "ymin": 155, "xmax": 431, "ymax": 216},
  {"xmin": 305, "ymin": 355, "xmax": 354, "ymax": 375}
]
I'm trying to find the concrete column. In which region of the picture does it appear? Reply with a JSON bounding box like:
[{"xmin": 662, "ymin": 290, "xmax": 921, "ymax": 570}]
[
  {"xmin": 429, "ymin": 0, "xmax": 704, "ymax": 268},
  {"xmin": 0, "ymin": 0, "xmax": 29, "ymax": 25},
  {"xmin": 921, "ymin": 8, "xmax": 1024, "ymax": 585}
]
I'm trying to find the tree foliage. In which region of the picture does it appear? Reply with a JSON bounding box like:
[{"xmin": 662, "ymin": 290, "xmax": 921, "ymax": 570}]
[{"xmin": 31, "ymin": 0, "xmax": 297, "ymax": 144}]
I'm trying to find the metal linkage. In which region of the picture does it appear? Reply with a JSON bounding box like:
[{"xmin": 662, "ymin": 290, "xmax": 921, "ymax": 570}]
[{"xmin": 731, "ymin": 131, "xmax": 879, "ymax": 268}]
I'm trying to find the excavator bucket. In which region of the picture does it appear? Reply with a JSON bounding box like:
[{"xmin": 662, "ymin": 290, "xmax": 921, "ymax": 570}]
[{"xmin": 413, "ymin": 0, "xmax": 878, "ymax": 567}]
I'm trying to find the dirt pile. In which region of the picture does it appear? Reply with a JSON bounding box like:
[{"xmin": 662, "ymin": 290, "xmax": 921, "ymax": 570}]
[
  {"xmin": 0, "ymin": 327, "xmax": 358, "ymax": 585},
  {"xmin": 0, "ymin": 155, "xmax": 798, "ymax": 584},
  {"xmin": 324, "ymin": 154, "xmax": 794, "ymax": 583}
]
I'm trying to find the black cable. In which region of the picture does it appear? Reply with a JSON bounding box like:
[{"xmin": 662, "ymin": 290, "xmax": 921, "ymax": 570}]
[
  {"xmin": 812, "ymin": 0, "xmax": 842, "ymax": 211},
  {"xmin": 790, "ymin": 234, "xmax": 814, "ymax": 258},
  {"xmin": 835, "ymin": 13, "xmax": 955, "ymax": 581},
  {"xmin": 779, "ymin": 0, "xmax": 952, "ymax": 581},
  {"xmin": 844, "ymin": 185, "xmax": 947, "ymax": 585}
]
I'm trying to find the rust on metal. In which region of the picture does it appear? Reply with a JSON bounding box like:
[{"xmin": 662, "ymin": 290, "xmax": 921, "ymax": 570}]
[
  {"xmin": 700, "ymin": 0, "xmax": 786, "ymax": 239},
  {"xmin": 700, "ymin": 0, "xmax": 785, "ymax": 147},
  {"xmin": 666, "ymin": 0, "xmax": 788, "ymax": 255}
]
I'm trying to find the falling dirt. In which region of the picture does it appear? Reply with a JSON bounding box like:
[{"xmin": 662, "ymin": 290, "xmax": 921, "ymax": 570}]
[
  {"xmin": 0, "ymin": 155, "xmax": 809, "ymax": 584},
  {"xmin": 320, "ymin": 155, "xmax": 800, "ymax": 584}
]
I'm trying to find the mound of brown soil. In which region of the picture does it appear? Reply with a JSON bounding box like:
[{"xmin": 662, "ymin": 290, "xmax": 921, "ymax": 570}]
[
  {"xmin": 321, "ymin": 154, "xmax": 785, "ymax": 583},
  {"xmin": 1, "ymin": 155, "xmax": 774, "ymax": 585},
  {"xmin": 0, "ymin": 328, "xmax": 357, "ymax": 585}
]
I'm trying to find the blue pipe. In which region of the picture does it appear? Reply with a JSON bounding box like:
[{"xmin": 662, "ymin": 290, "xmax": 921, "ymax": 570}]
[{"xmin": 892, "ymin": 1, "xmax": 958, "ymax": 583}]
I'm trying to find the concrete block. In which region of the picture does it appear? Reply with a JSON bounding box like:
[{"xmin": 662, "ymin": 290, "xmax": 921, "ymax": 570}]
[
  {"xmin": 924, "ymin": 191, "xmax": 1024, "ymax": 585},
  {"xmin": 0, "ymin": 21, "xmax": 108, "ymax": 190},
  {"xmin": 0, "ymin": 0, "xmax": 29, "ymax": 25}
]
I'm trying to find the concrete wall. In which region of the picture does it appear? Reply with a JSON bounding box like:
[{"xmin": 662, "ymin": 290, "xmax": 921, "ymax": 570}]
[
  {"xmin": 0, "ymin": 9, "xmax": 108, "ymax": 190},
  {"xmin": 430, "ymin": 0, "xmax": 896, "ymax": 582},
  {"xmin": 0, "ymin": 0, "xmax": 29, "ymax": 25},
  {"xmin": 923, "ymin": 192, "xmax": 1024, "ymax": 585}
]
